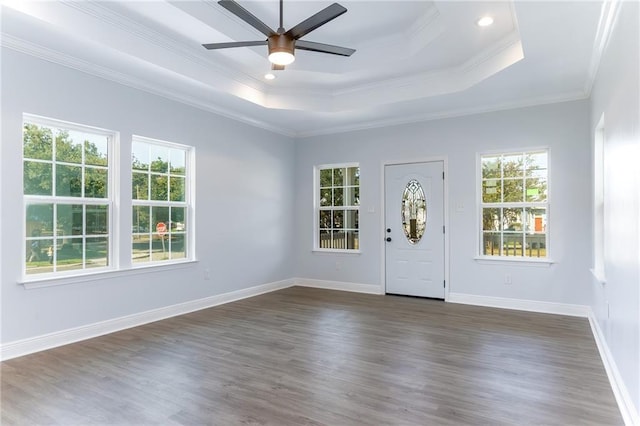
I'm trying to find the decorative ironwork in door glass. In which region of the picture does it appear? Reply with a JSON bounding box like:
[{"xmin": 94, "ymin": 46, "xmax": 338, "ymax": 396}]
[{"xmin": 402, "ymin": 179, "xmax": 426, "ymax": 244}]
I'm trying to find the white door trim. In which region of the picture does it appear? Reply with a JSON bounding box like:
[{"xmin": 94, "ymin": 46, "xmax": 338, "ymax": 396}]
[{"xmin": 380, "ymin": 156, "xmax": 450, "ymax": 301}]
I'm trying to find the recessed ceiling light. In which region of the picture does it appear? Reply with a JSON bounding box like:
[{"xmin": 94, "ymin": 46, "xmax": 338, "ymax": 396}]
[
  {"xmin": 264, "ymin": 73, "xmax": 276, "ymax": 80},
  {"xmin": 476, "ymin": 16, "xmax": 494, "ymax": 27}
]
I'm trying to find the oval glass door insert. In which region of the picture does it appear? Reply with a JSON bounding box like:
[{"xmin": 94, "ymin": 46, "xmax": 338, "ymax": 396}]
[{"xmin": 402, "ymin": 179, "xmax": 427, "ymax": 244}]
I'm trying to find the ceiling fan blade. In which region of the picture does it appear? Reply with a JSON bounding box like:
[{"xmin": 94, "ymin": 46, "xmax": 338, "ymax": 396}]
[
  {"xmin": 295, "ymin": 40, "xmax": 355, "ymax": 57},
  {"xmin": 285, "ymin": 3, "xmax": 347, "ymax": 40},
  {"xmin": 202, "ymin": 40, "xmax": 267, "ymax": 50},
  {"xmin": 218, "ymin": 0, "xmax": 276, "ymax": 37}
]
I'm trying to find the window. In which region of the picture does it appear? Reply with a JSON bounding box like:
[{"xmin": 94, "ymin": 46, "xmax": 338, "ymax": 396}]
[
  {"xmin": 131, "ymin": 136, "xmax": 192, "ymax": 264},
  {"xmin": 480, "ymin": 150, "xmax": 548, "ymax": 258},
  {"xmin": 316, "ymin": 164, "xmax": 360, "ymax": 251},
  {"xmin": 23, "ymin": 115, "xmax": 113, "ymax": 277}
]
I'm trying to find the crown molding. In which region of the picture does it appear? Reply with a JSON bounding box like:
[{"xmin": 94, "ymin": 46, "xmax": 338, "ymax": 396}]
[
  {"xmin": 0, "ymin": 33, "xmax": 296, "ymax": 137},
  {"xmin": 584, "ymin": 0, "xmax": 622, "ymax": 96}
]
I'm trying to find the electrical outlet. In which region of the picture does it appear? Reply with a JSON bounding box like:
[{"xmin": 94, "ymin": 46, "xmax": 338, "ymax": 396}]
[
  {"xmin": 504, "ymin": 274, "xmax": 512, "ymax": 285},
  {"xmin": 204, "ymin": 268, "xmax": 211, "ymax": 280}
]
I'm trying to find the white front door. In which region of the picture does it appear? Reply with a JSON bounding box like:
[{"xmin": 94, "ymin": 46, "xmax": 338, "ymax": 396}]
[{"xmin": 384, "ymin": 162, "xmax": 445, "ymax": 298}]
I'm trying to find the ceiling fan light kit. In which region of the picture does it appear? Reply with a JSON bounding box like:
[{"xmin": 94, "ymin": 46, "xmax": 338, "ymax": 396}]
[
  {"xmin": 203, "ymin": 0, "xmax": 355, "ymax": 70},
  {"xmin": 268, "ymin": 35, "xmax": 296, "ymax": 65}
]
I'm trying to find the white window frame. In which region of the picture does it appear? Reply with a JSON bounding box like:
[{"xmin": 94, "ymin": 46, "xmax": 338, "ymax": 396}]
[
  {"xmin": 131, "ymin": 135, "xmax": 195, "ymax": 266},
  {"xmin": 22, "ymin": 114, "xmax": 117, "ymax": 281},
  {"xmin": 476, "ymin": 148, "xmax": 552, "ymax": 264},
  {"xmin": 314, "ymin": 163, "xmax": 360, "ymax": 253}
]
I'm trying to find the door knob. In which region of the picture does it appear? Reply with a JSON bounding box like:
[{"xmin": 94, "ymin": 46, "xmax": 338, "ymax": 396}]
[{"xmin": 386, "ymin": 237, "xmax": 392, "ymax": 242}]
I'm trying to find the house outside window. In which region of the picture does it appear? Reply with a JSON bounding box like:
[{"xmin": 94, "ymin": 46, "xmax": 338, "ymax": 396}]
[
  {"xmin": 131, "ymin": 136, "xmax": 193, "ymax": 264},
  {"xmin": 315, "ymin": 164, "xmax": 360, "ymax": 251},
  {"xmin": 480, "ymin": 150, "xmax": 549, "ymax": 259},
  {"xmin": 23, "ymin": 115, "xmax": 114, "ymax": 278}
]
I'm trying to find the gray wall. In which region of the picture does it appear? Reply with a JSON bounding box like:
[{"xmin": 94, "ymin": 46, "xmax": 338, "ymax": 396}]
[
  {"xmin": 294, "ymin": 100, "xmax": 592, "ymax": 305},
  {"xmin": 0, "ymin": 48, "xmax": 296, "ymax": 343},
  {"xmin": 589, "ymin": 0, "xmax": 640, "ymax": 412}
]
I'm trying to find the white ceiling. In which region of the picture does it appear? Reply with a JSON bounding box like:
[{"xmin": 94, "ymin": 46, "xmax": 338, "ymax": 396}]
[{"xmin": 1, "ymin": 1, "xmax": 610, "ymax": 137}]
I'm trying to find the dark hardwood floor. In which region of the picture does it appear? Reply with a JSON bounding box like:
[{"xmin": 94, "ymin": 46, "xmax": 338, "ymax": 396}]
[{"xmin": 1, "ymin": 287, "xmax": 623, "ymax": 425}]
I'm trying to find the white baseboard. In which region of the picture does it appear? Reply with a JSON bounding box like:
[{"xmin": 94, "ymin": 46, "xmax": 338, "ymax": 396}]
[
  {"xmin": 294, "ymin": 278, "xmax": 383, "ymax": 295},
  {"xmin": 0, "ymin": 278, "xmax": 295, "ymax": 361},
  {"xmin": 448, "ymin": 292, "xmax": 591, "ymax": 317},
  {"xmin": 588, "ymin": 309, "xmax": 640, "ymax": 426}
]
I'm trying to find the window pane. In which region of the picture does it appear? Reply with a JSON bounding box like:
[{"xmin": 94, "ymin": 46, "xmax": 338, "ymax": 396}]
[
  {"xmin": 169, "ymin": 176, "xmax": 185, "ymax": 202},
  {"xmin": 503, "ymin": 154, "xmax": 523, "ymax": 178},
  {"xmin": 150, "ymin": 145, "xmax": 169, "ymax": 173},
  {"xmin": 170, "ymin": 234, "xmax": 186, "ymax": 259},
  {"xmin": 25, "ymin": 238, "xmax": 53, "ymax": 275},
  {"xmin": 151, "ymin": 234, "xmax": 169, "ymax": 261},
  {"xmin": 170, "ymin": 148, "xmax": 186, "ymax": 175},
  {"xmin": 502, "ymin": 208, "xmax": 523, "ymax": 231},
  {"xmin": 56, "ymin": 164, "xmax": 82, "ymax": 197},
  {"xmin": 57, "ymin": 204, "xmax": 83, "ymax": 237},
  {"xmin": 23, "ymin": 123, "xmax": 53, "ymax": 160},
  {"xmin": 331, "ymin": 230, "xmax": 345, "ymax": 249},
  {"xmin": 320, "ymin": 188, "xmax": 332, "ymax": 207},
  {"xmin": 86, "ymin": 205, "xmax": 108, "ymax": 235},
  {"xmin": 346, "ymin": 230, "xmax": 359, "ymax": 250},
  {"xmin": 502, "ymin": 233, "xmax": 523, "ymax": 256},
  {"xmin": 345, "ymin": 187, "xmax": 359, "ymax": 206},
  {"xmin": 132, "ymin": 141, "xmax": 149, "ymax": 171},
  {"xmin": 481, "ymin": 156, "xmax": 501, "ymax": 179},
  {"xmin": 503, "ymin": 179, "xmax": 523, "ymax": 202},
  {"xmin": 56, "ymin": 130, "xmax": 83, "ymax": 164},
  {"xmin": 150, "ymin": 175, "xmax": 168, "ymax": 201},
  {"xmin": 132, "ymin": 172, "xmax": 149, "ymax": 200},
  {"xmin": 133, "ymin": 206, "xmax": 150, "ymax": 233},
  {"xmin": 86, "ymin": 237, "xmax": 108, "ymax": 268},
  {"xmin": 526, "ymin": 178, "xmax": 547, "ymax": 202},
  {"xmin": 24, "ymin": 162, "xmax": 52, "ymax": 196},
  {"xmin": 333, "ymin": 168, "xmax": 345, "ymax": 186},
  {"xmin": 84, "ymin": 137, "xmax": 108, "ymax": 166},
  {"xmin": 152, "ymin": 206, "xmax": 170, "ymax": 231},
  {"xmin": 525, "ymin": 233, "xmax": 546, "ymax": 257},
  {"xmin": 26, "ymin": 204, "xmax": 54, "ymax": 237},
  {"xmin": 318, "ymin": 230, "xmax": 331, "ymax": 249},
  {"xmin": 319, "ymin": 169, "xmax": 332, "ymax": 187},
  {"xmin": 85, "ymin": 167, "xmax": 108, "ymax": 198},
  {"xmin": 56, "ymin": 237, "xmax": 83, "ymax": 271},
  {"xmin": 319, "ymin": 210, "xmax": 331, "ymax": 229},
  {"xmin": 333, "ymin": 210, "xmax": 344, "ymax": 229},
  {"xmin": 526, "ymin": 151, "xmax": 547, "ymax": 171},
  {"xmin": 132, "ymin": 234, "xmax": 150, "ymax": 263},
  {"xmin": 333, "ymin": 188, "xmax": 344, "ymax": 206},
  {"xmin": 482, "ymin": 208, "xmax": 500, "ymax": 231},
  {"xmin": 345, "ymin": 210, "xmax": 358, "ymax": 229},
  {"xmin": 171, "ymin": 207, "xmax": 186, "ymax": 233},
  {"xmin": 482, "ymin": 179, "xmax": 500, "ymax": 203},
  {"xmin": 482, "ymin": 232, "xmax": 501, "ymax": 256},
  {"xmin": 346, "ymin": 167, "xmax": 359, "ymax": 186}
]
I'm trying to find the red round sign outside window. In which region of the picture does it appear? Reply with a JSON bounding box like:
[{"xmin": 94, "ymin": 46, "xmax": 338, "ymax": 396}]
[{"xmin": 156, "ymin": 222, "xmax": 167, "ymax": 236}]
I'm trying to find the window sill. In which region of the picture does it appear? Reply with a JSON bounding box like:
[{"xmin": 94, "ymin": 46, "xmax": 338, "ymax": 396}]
[
  {"xmin": 590, "ymin": 268, "xmax": 607, "ymax": 284},
  {"xmin": 474, "ymin": 256, "xmax": 554, "ymax": 267},
  {"xmin": 19, "ymin": 260, "xmax": 199, "ymax": 289},
  {"xmin": 312, "ymin": 249, "xmax": 362, "ymax": 255}
]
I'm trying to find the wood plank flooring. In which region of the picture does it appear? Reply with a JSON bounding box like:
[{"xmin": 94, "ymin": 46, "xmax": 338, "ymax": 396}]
[{"xmin": 1, "ymin": 287, "xmax": 623, "ymax": 425}]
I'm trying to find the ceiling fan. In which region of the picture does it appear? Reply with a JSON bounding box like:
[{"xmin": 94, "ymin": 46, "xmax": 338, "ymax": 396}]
[{"xmin": 202, "ymin": 0, "xmax": 356, "ymax": 70}]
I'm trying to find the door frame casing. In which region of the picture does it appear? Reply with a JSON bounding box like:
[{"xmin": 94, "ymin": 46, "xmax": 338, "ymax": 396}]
[{"xmin": 380, "ymin": 156, "xmax": 450, "ymax": 301}]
